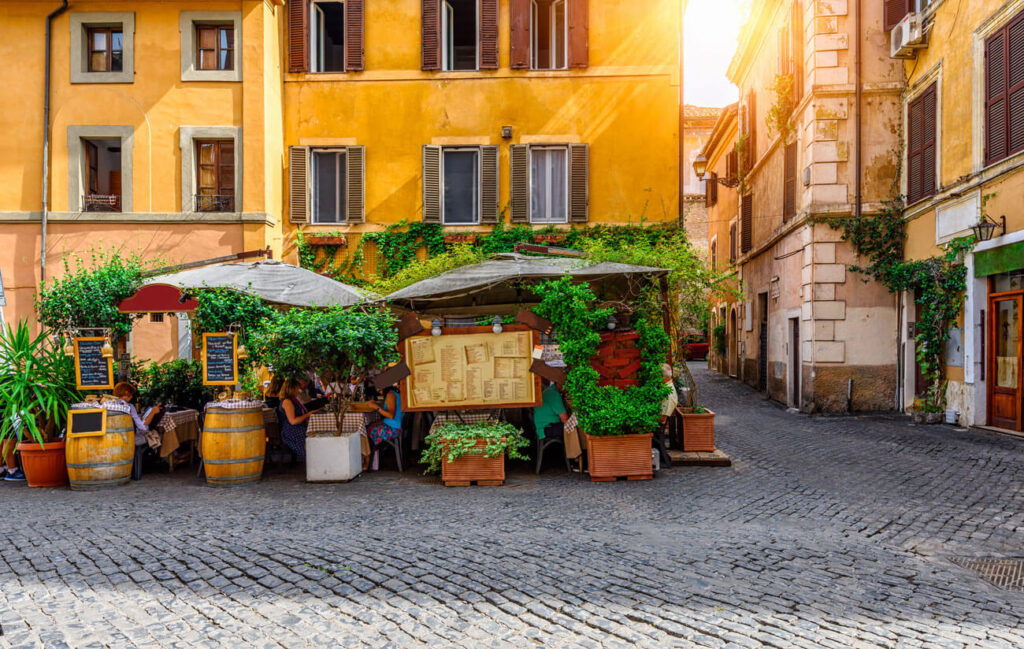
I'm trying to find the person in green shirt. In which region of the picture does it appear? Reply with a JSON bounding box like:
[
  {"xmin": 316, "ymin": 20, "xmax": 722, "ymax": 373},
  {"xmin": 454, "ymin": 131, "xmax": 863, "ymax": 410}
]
[{"xmin": 533, "ymin": 379, "xmax": 568, "ymax": 440}]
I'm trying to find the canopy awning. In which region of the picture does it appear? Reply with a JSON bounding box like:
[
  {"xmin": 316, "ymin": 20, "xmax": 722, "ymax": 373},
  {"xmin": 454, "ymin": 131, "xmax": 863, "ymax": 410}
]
[{"xmin": 385, "ymin": 253, "xmax": 669, "ymax": 314}]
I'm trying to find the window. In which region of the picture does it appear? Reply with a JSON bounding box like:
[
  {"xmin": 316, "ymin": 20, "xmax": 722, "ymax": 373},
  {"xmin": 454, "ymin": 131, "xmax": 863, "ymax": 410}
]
[
  {"xmin": 530, "ymin": 146, "xmax": 568, "ymax": 223},
  {"xmin": 783, "ymin": 141, "xmax": 798, "ymax": 219},
  {"xmin": 312, "ymin": 149, "xmax": 348, "ymax": 223},
  {"xmin": 744, "ymin": 91, "xmax": 757, "ymax": 171},
  {"xmin": 741, "ymin": 194, "xmax": 753, "ymax": 253},
  {"xmin": 196, "ymin": 25, "xmax": 234, "ymax": 71},
  {"xmin": 907, "ymin": 82, "xmax": 937, "ymax": 203},
  {"xmin": 195, "ymin": 140, "xmax": 235, "ymax": 212},
  {"xmin": 531, "ymin": 0, "xmax": 566, "ymax": 70},
  {"xmin": 985, "ymin": 12, "xmax": 1024, "ymax": 166},
  {"xmin": 311, "ymin": 1, "xmax": 345, "ymax": 72},
  {"xmin": 442, "ymin": 0, "xmax": 477, "ymax": 71},
  {"xmin": 87, "ymin": 27, "xmax": 123, "ymax": 72},
  {"xmin": 81, "ymin": 138, "xmax": 122, "ymax": 212},
  {"xmin": 443, "ymin": 148, "xmax": 480, "ymax": 224},
  {"xmin": 705, "ymin": 172, "xmax": 718, "ymax": 208},
  {"xmin": 150, "ymin": 313, "xmax": 164, "ymax": 323},
  {"xmin": 726, "ymin": 149, "xmax": 738, "ymax": 181}
]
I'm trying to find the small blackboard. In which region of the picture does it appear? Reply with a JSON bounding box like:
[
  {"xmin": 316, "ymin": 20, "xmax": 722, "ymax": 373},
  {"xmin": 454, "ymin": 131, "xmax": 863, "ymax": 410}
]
[
  {"xmin": 68, "ymin": 408, "xmax": 107, "ymax": 438},
  {"xmin": 203, "ymin": 333, "xmax": 237, "ymax": 386},
  {"xmin": 74, "ymin": 338, "xmax": 114, "ymax": 390}
]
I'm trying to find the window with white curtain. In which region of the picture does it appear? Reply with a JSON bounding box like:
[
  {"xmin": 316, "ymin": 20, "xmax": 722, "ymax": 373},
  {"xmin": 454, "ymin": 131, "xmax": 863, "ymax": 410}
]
[{"xmin": 530, "ymin": 146, "xmax": 568, "ymax": 223}]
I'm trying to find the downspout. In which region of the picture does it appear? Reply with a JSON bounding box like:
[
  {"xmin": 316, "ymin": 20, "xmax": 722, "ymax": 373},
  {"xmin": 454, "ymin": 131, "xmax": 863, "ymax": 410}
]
[
  {"xmin": 41, "ymin": 0, "xmax": 70, "ymax": 284},
  {"xmin": 853, "ymin": 0, "xmax": 862, "ymax": 221}
]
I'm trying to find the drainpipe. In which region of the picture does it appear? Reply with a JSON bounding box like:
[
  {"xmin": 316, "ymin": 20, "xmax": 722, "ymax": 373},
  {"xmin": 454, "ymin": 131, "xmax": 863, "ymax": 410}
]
[
  {"xmin": 41, "ymin": 0, "xmax": 70, "ymax": 284},
  {"xmin": 853, "ymin": 0, "xmax": 862, "ymax": 221}
]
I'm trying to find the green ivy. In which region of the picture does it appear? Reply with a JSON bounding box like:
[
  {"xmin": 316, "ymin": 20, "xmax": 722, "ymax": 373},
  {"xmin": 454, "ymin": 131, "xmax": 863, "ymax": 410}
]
[
  {"xmin": 295, "ymin": 231, "xmax": 367, "ymax": 284},
  {"xmin": 134, "ymin": 359, "xmax": 213, "ymax": 411},
  {"xmin": 420, "ymin": 420, "xmax": 529, "ymax": 474},
  {"xmin": 363, "ymin": 220, "xmax": 447, "ymax": 277}
]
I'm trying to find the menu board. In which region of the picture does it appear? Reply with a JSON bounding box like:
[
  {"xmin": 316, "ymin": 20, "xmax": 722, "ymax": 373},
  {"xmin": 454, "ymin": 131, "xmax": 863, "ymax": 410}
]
[
  {"xmin": 202, "ymin": 333, "xmax": 237, "ymax": 386},
  {"xmin": 68, "ymin": 408, "xmax": 107, "ymax": 438},
  {"xmin": 74, "ymin": 337, "xmax": 114, "ymax": 391},
  {"xmin": 402, "ymin": 326, "xmax": 541, "ymax": 411}
]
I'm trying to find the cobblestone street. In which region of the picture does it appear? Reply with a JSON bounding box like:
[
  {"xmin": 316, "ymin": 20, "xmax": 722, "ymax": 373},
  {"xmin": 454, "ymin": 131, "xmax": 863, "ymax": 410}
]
[{"xmin": 2, "ymin": 363, "xmax": 1023, "ymax": 648}]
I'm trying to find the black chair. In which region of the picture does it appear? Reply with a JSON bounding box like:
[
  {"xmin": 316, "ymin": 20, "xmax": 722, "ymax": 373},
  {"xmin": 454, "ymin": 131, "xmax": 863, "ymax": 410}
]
[
  {"xmin": 535, "ymin": 424, "xmax": 571, "ymax": 474},
  {"xmin": 371, "ymin": 428, "xmax": 403, "ymax": 472}
]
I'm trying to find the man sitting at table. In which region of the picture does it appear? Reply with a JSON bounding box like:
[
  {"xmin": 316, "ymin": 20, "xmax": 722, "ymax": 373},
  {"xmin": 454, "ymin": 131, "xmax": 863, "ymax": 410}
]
[{"xmin": 533, "ymin": 379, "xmax": 569, "ymax": 443}]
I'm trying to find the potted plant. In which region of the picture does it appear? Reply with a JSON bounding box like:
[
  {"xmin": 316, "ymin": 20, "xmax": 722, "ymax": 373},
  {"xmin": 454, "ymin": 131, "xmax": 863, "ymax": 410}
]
[
  {"xmin": 0, "ymin": 322, "xmax": 81, "ymax": 487},
  {"xmin": 422, "ymin": 420, "xmax": 529, "ymax": 486},
  {"xmin": 672, "ymin": 361, "xmax": 716, "ymax": 451},
  {"xmin": 250, "ymin": 304, "xmax": 400, "ymax": 482}
]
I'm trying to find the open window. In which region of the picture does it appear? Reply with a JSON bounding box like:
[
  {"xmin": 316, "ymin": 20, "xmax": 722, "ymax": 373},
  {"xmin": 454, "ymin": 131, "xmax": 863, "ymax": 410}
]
[
  {"xmin": 195, "ymin": 140, "xmax": 235, "ymax": 212},
  {"xmin": 81, "ymin": 138, "xmax": 122, "ymax": 212},
  {"xmin": 311, "ymin": 1, "xmax": 346, "ymax": 72},
  {"xmin": 531, "ymin": 0, "xmax": 566, "ymax": 70},
  {"xmin": 510, "ymin": 0, "xmax": 585, "ymax": 70},
  {"xmin": 442, "ymin": 0, "xmax": 478, "ymax": 71}
]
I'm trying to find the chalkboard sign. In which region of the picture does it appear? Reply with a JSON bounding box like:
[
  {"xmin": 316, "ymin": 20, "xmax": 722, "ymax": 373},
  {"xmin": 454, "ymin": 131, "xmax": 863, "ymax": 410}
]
[
  {"xmin": 74, "ymin": 338, "xmax": 114, "ymax": 390},
  {"xmin": 203, "ymin": 333, "xmax": 238, "ymax": 386},
  {"xmin": 68, "ymin": 408, "xmax": 106, "ymax": 438}
]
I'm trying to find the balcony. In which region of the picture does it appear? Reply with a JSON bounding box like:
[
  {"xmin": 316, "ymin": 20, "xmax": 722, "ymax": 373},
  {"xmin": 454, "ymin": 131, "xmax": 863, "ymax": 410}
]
[
  {"xmin": 82, "ymin": 194, "xmax": 121, "ymax": 212},
  {"xmin": 194, "ymin": 194, "xmax": 235, "ymax": 213}
]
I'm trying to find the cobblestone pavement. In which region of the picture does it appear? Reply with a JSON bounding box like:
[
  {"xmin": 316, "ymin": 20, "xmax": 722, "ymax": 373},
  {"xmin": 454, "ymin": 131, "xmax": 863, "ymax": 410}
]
[{"xmin": 2, "ymin": 363, "xmax": 1024, "ymax": 648}]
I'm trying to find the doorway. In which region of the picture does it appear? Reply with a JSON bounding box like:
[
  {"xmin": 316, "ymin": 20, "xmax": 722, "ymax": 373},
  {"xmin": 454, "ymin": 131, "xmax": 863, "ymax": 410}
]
[
  {"xmin": 728, "ymin": 307, "xmax": 738, "ymax": 377},
  {"xmin": 988, "ymin": 288, "xmax": 1023, "ymax": 431},
  {"xmin": 789, "ymin": 317, "xmax": 800, "ymax": 408},
  {"xmin": 757, "ymin": 293, "xmax": 768, "ymax": 392}
]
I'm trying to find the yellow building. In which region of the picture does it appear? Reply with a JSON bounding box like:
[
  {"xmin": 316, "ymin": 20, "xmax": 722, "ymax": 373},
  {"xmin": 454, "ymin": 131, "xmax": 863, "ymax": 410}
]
[
  {"xmin": 897, "ymin": 0, "xmax": 1024, "ymax": 432},
  {"xmin": 0, "ymin": 0, "xmax": 684, "ymax": 361}
]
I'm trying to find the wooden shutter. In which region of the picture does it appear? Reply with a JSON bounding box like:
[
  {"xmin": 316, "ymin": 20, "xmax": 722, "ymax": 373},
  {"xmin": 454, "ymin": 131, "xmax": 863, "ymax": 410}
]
[
  {"xmin": 726, "ymin": 149, "xmax": 738, "ymax": 180},
  {"xmin": 422, "ymin": 145, "xmax": 441, "ymax": 223},
  {"xmin": 1008, "ymin": 18, "xmax": 1024, "ymax": 157},
  {"xmin": 783, "ymin": 141, "xmax": 797, "ymax": 219},
  {"xmin": 568, "ymin": 143, "xmax": 589, "ymax": 223},
  {"xmin": 288, "ymin": 0, "xmax": 308, "ymax": 73},
  {"xmin": 791, "ymin": 0, "xmax": 803, "ymax": 100},
  {"xmin": 729, "ymin": 223, "xmax": 736, "ymax": 262},
  {"xmin": 510, "ymin": 0, "xmax": 531, "ymax": 69},
  {"xmin": 568, "ymin": 0, "xmax": 589, "ymax": 69},
  {"xmin": 884, "ymin": 0, "xmax": 911, "ymax": 31},
  {"xmin": 510, "ymin": 144, "xmax": 529, "ymax": 222},
  {"xmin": 986, "ymin": 29, "xmax": 1009, "ymax": 165},
  {"xmin": 705, "ymin": 173, "xmax": 718, "ymax": 207},
  {"xmin": 711, "ymin": 240, "xmax": 717, "ymax": 270},
  {"xmin": 740, "ymin": 194, "xmax": 752, "ymax": 253},
  {"xmin": 422, "ymin": 0, "xmax": 441, "ymax": 71},
  {"xmin": 289, "ymin": 146, "xmax": 309, "ymax": 223},
  {"xmin": 907, "ymin": 87, "xmax": 925, "ymax": 202},
  {"xmin": 747, "ymin": 90, "xmax": 757, "ymax": 169},
  {"xmin": 346, "ymin": 145, "xmax": 365, "ymax": 223},
  {"xmin": 480, "ymin": 145, "xmax": 499, "ymax": 223},
  {"xmin": 480, "ymin": 0, "xmax": 499, "ymax": 69},
  {"xmin": 345, "ymin": 0, "xmax": 365, "ymax": 72}
]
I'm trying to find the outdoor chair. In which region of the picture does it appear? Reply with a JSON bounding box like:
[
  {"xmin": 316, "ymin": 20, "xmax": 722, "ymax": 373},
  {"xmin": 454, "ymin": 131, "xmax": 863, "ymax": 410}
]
[
  {"xmin": 371, "ymin": 430, "xmax": 403, "ymax": 472},
  {"xmin": 535, "ymin": 432, "xmax": 572, "ymax": 474}
]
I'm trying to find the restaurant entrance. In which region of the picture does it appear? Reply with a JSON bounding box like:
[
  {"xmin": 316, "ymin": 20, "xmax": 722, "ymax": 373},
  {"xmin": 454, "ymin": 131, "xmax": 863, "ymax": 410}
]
[{"xmin": 988, "ymin": 271, "xmax": 1024, "ymax": 431}]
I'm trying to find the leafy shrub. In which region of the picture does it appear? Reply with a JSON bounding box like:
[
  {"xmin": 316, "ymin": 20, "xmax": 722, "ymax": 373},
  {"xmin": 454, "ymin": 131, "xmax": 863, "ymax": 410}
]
[
  {"xmin": 35, "ymin": 252, "xmax": 145, "ymax": 339},
  {"xmin": 135, "ymin": 359, "xmax": 213, "ymax": 411},
  {"xmin": 421, "ymin": 420, "xmax": 529, "ymax": 474}
]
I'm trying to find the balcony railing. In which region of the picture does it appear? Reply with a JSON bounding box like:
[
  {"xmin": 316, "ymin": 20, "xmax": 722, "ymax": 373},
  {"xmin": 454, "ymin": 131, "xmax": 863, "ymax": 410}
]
[
  {"xmin": 195, "ymin": 194, "xmax": 235, "ymax": 213},
  {"xmin": 82, "ymin": 194, "xmax": 121, "ymax": 212}
]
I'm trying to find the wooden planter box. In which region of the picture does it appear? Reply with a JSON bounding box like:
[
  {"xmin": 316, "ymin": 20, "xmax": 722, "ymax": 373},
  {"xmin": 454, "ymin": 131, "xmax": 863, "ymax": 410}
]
[
  {"xmin": 681, "ymin": 409, "xmax": 715, "ymax": 451},
  {"xmin": 444, "ymin": 234, "xmax": 478, "ymax": 244},
  {"xmin": 440, "ymin": 439, "xmax": 505, "ymax": 486},
  {"xmin": 305, "ymin": 235, "xmax": 348, "ymax": 246},
  {"xmin": 534, "ymin": 234, "xmax": 567, "ymax": 244},
  {"xmin": 585, "ymin": 432, "xmax": 652, "ymax": 481}
]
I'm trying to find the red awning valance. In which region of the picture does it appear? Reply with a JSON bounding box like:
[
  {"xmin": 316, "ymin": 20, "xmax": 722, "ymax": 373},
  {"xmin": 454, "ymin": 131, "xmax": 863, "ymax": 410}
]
[{"xmin": 118, "ymin": 283, "xmax": 199, "ymax": 313}]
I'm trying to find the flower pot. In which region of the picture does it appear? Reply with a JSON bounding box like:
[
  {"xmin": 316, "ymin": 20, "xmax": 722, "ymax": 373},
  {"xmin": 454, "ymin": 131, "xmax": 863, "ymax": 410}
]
[
  {"xmin": 440, "ymin": 439, "xmax": 505, "ymax": 486},
  {"xmin": 306, "ymin": 434, "xmax": 362, "ymax": 482},
  {"xmin": 584, "ymin": 433, "xmax": 652, "ymax": 481},
  {"xmin": 17, "ymin": 440, "xmax": 69, "ymax": 488},
  {"xmin": 534, "ymin": 234, "xmax": 567, "ymax": 244},
  {"xmin": 681, "ymin": 409, "xmax": 715, "ymax": 452},
  {"xmin": 304, "ymin": 235, "xmax": 347, "ymax": 246}
]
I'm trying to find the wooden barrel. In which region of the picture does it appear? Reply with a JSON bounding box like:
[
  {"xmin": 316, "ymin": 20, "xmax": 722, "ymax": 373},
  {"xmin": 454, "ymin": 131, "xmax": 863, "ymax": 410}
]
[
  {"xmin": 66, "ymin": 411, "xmax": 134, "ymax": 490},
  {"xmin": 201, "ymin": 406, "xmax": 266, "ymax": 486}
]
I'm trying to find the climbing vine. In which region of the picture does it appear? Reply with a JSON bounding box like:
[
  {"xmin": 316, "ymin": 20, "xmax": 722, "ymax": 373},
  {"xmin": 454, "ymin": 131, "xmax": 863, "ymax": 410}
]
[
  {"xmin": 821, "ymin": 202, "xmax": 974, "ymax": 411},
  {"xmin": 765, "ymin": 73, "xmax": 796, "ymax": 141}
]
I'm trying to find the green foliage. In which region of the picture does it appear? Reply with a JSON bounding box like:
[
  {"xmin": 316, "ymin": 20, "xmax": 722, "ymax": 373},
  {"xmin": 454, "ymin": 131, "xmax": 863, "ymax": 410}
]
[
  {"xmin": 822, "ymin": 204, "xmax": 973, "ymax": 410},
  {"xmin": 765, "ymin": 73, "xmax": 795, "ymax": 140},
  {"xmin": 0, "ymin": 322, "xmax": 80, "ymax": 444},
  {"xmin": 533, "ymin": 277, "xmax": 670, "ymax": 437},
  {"xmin": 295, "ymin": 231, "xmax": 366, "ymax": 283},
  {"xmin": 191, "ymin": 287, "xmax": 277, "ymax": 349},
  {"xmin": 363, "ymin": 220, "xmax": 447, "ymax": 278},
  {"xmin": 134, "ymin": 359, "xmax": 213, "ymax": 411},
  {"xmin": 35, "ymin": 252, "xmax": 145, "ymax": 339},
  {"xmin": 712, "ymin": 323, "xmax": 727, "ymax": 356},
  {"xmin": 368, "ymin": 245, "xmax": 486, "ymax": 295},
  {"xmin": 421, "ymin": 420, "xmax": 529, "ymax": 474}
]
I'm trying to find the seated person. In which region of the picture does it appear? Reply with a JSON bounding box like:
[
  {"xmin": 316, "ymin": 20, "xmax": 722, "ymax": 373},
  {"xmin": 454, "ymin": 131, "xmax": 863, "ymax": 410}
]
[
  {"xmin": 264, "ymin": 375, "xmax": 284, "ymax": 410},
  {"xmin": 363, "ymin": 386, "xmax": 402, "ymax": 471},
  {"xmin": 279, "ymin": 378, "xmax": 322, "ymax": 460},
  {"xmin": 533, "ymin": 379, "xmax": 568, "ymax": 441},
  {"xmin": 112, "ymin": 382, "xmax": 161, "ymax": 480}
]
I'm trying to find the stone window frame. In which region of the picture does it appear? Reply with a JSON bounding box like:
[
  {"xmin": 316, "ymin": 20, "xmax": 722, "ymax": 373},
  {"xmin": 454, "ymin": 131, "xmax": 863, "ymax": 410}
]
[
  {"xmin": 70, "ymin": 12, "xmax": 135, "ymax": 84},
  {"xmin": 66, "ymin": 125, "xmax": 134, "ymax": 213},
  {"xmin": 179, "ymin": 11, "xmax": 243, "ymax": 82},
  {"xmin": 179, "ymin": 126, "xmax": 243, "ymax": 214}
]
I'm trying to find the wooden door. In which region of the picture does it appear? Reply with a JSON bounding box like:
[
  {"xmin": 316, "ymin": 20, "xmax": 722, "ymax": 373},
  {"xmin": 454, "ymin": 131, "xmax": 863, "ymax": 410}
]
[{"xmin": 988, "ymin": 294, "xmax": 1023, "ymax": 431}]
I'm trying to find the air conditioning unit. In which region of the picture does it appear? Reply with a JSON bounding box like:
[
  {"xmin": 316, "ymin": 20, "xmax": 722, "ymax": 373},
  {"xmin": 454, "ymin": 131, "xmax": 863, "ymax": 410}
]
[{"xmin": 890, "ymin": 13, "xmax": 927, "ymax": 59}]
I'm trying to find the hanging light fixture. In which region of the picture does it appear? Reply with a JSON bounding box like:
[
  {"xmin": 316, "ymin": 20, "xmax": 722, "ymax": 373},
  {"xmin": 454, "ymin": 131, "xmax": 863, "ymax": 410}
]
[
  {"xmin": 101, "ymin": 336, "xmax": 114, "ymax": 359},
  {"xmin": 491, "ymin": 316, "xmax": 504, "ymax": 334},
  {"xmin": 431, "ymin": 319, "xmax": 443, "ymax": 336},
  {"xmin": 607, "ymin": 314, "xmax": 618, "ymax": 331},
  {"xmin": 64, "ymin": 340, "xmax": 75, "ymax": 357},
  {"xmin": 970, "ymin": 214, "xmax": 1006, "ymax": 243}
]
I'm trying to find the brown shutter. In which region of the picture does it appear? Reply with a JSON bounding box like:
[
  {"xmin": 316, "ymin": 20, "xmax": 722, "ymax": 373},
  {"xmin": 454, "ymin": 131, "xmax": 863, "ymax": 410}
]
[
  {"xmin": 480, "ymin": 0, "xmax": 499, "ymax": 70},
  {"xmin": 568, "ymin": 0, "xmax": 589, "ymax": 69},
  {"xmin": 726, "ymin": 149, "xmax": 738, "ymax": 180},
  {"xmin": 345, "ymin": 0, "xmax": 365, "ymax": 72},
  {"xmin": 422, "ymin": 145, "xmax": 441, "ymax": 223},
  {"xmin": 907, "ymin": 89, "xmax": 925, "ymax": 202},
  {"xmin": 729, "ymin": 223, "xmax": 736, "ymax": 262},
  {"xmin": 346, "ymin": 145, "xmax": 365, "ymax": 223},
  {"xmin": 884, "ymin": 0, "xmax": 912, "ymax": 31},
  {"xmin": 510, "ymin": 0, "xmax": 531, "ymax": 69},
  {"xmin": 289, "ymin": 146, "xmax": 309, "ymax": 224},
  {"xmin": 740, "ymin": 194, "xmax": 752, "ymax": 253},
  {"xmin": 510, "ymin": 144, "xmax": 529, "ymax": 222},
  {"xmin": 922, "ymin": 85, "xmax": 937, "ymax": 200},
  {"xmin": 747, "ymin": 90, "xmax": 757, "ymax": 169},
  {"xmin": 711, "ymin": 240, "xmax": 717, "ymax": 270},
  {"xmin": 783, "ymin": 141, "xmax": 797, "ymax": 219},
  {"xmin": 791, "ymin": 0, "xmax": 803, "ymax": 100},
  {"xmin": 704, "ymin": 174, "xmax": 713, "ymax": 207},
  {"xmin": 986, "ymin": 30, "xmax": 1008, "ymax": 165},
  {"xmin": 288, "ymin": 0, "xmax": 308, "ymax": 74},
  {"xmin": 422, "ymin": 0, "xmax": 441, "ymax": 71},
  {"xmin": 1007, "ymin": 17, "xmax": 1024, "ymax": 157},
  {"xmin": 480, "ymin": 145, "xmax": 499, "ymax": 223},
  {"xmin": 568, "ymin": 143, "xmax": 589, "ymax": 223}
]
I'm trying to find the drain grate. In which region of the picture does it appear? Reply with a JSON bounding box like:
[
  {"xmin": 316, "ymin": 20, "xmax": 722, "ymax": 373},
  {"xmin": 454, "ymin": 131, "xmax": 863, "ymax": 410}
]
[{"xmin": 950, "ymin": 557, "xmax": 1024, "ymax": 591}]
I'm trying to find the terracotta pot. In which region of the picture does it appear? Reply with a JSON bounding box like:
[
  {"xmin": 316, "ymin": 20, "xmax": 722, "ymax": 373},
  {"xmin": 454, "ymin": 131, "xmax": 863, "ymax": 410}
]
[
  {"xmin": 305, "ymin": 235, "xmax": 347, "ymax": 246},
  {"xmin": 443, "ymin": 234, "xmax": 478, "ymax": 244},
  {"xmin": 584, "ymin": 432, "xmax": 652, "ymax": 481},
  {"xmin": 681, "ymin": 409, "xmax": 715, "ymax": 452},
  {"xmin": 17, "ymin": 440, "xmax": 69, "ymax": 488},
  {"xmin": 440, "ymin": 439, "xmax": 505, "ymax": 486},
  {"xmin": 534, "ymin": 234, "xmax": 567, "ymax": 243}
]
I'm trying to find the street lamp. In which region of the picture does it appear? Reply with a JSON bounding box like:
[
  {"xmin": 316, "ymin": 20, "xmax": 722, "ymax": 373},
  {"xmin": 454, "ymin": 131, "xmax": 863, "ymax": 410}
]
[
  {"xmin": 971, "ymin": 214, "xmax": 1006, "ymax": 242},
  {"xmin": 692, "ymin": 152, "xmax": 740, "ymax": 188}
]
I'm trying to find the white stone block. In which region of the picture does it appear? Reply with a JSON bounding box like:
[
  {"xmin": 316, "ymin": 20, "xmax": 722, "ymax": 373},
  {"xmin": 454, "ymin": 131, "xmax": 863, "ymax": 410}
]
[
  {"xmin": 802, "ymin": 264, "xmax": 814, "ymax": 285},
  {"xmin": 813, "ymin": 341, "xmax": 846, "ymax": 363},
  {"xmin": 812, "ymin": 300, "xmax": 846, "ymax": 320},
  {"xmin": 814, "ymin": 33, "xmax": 849, "ymax": 51},
  {"xmin": 812, "ymin": 282, "xmax": 836, "ymax": 301},
  {"xmin": 810, "ymin": 184, "xmax": 848, "ymax": 204},
  {"xmin": 816, "ymin": 0, "xmax": 848, "ymax": 17},
  {"xmin": 810, "ymin": 162, "xmax": 838, "ymax": 184},
  {"xmin": 814, "ymin": 51, "xmax": 839, "ymax": 68},
  {"xmin": 812, "ymin": 242, "xmax": 836, "ymax": 264},
  {"xmin": 814, "ymin": 320, "xmax": 835, "ymax": 340},
  {"xmin": 814, "ymin": 263, "xmax": 846, "ymax": 283},
  {"xmin": 814, "ymin": 66, "xmax": 849, "ymax": 85}
]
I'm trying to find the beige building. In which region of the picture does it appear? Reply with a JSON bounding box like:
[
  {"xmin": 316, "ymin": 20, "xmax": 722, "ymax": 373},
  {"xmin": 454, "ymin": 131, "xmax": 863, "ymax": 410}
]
[
  {"xmin": 681, "ymin": 105, "xmax": 721, "ymax": 254},
  {"xmin": 710, "ymin": 0, "xmax": 904, "ymax": 412}
]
